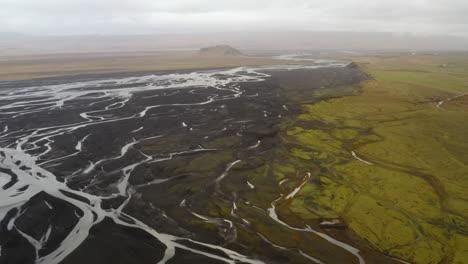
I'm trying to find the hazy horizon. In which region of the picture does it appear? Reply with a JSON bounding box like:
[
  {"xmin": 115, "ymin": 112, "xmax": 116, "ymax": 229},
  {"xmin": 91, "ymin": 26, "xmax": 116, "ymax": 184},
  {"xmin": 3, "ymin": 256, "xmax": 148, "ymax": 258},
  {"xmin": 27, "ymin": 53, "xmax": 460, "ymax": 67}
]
[
  {"xmin": 1, "ymin": 0, "xmax": 468, "ymax": 55},
  {"xmin": 1, "ymin": 30, "xmax": 468, "ymax": 56}
]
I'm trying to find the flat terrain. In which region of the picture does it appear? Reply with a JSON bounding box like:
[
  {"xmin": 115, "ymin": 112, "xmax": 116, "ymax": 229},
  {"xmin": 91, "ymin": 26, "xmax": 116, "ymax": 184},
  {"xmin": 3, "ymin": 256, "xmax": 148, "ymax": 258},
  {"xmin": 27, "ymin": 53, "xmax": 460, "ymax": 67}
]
[
  {"xmin": 0, "ymin": 52, "xmax": 467, "ymax": 264},
  {"xmin": 0, "ymin": 51, "xmax": 299, "ymax": 81}
]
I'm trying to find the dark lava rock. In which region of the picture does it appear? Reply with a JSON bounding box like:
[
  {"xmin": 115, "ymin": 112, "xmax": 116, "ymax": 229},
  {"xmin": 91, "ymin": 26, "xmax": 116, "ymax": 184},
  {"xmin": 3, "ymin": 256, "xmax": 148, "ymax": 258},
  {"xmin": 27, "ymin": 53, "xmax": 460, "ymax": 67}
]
[
  {"xmin": 245, "ymin": 122, "xmax": 279, "ymax": 139},
  {"xmin": 346, "ymin": 62, "xmax": 359, "ymax": 68}
]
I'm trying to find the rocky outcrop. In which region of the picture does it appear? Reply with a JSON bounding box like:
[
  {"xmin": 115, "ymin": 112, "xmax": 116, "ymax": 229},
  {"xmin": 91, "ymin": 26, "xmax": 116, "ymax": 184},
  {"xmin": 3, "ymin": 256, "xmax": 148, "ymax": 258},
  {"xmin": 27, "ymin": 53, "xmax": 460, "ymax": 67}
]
[{"xmin": 199, "ymin": 45, "xmax": 243, "ymax": 57}]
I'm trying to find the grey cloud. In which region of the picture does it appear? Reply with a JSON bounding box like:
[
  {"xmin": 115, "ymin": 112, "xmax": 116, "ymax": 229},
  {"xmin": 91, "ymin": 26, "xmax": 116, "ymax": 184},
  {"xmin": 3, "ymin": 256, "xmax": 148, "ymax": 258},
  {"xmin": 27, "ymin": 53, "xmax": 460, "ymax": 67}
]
[{"xmin": 0, "ymin": 0, "xmax": 467, "ymax": 36}]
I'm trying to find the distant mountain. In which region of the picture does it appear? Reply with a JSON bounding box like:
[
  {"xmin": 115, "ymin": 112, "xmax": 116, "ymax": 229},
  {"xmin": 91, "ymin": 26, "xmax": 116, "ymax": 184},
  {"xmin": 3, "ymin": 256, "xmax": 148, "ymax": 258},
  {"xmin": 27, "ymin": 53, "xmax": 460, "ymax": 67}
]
[
  {"xmin": 1, "ymin": 32, "xmax": 468, "ymax": 56},
  {"xmin": 199, "ymin": 45, "xmax": 243, "ymax": 56}
]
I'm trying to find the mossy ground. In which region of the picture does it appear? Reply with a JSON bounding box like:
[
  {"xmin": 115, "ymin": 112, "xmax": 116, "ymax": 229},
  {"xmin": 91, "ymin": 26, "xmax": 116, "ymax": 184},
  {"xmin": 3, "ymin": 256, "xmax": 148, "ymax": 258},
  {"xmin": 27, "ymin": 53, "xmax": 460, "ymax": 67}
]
[{"xmin": 282, "ymin": 54, "xmax": 468, "ymax": 264}]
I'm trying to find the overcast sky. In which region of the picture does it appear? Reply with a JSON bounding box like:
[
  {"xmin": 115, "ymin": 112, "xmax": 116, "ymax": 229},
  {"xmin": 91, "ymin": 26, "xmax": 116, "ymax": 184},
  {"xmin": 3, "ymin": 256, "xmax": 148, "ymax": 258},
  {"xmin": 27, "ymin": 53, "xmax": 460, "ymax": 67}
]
[{"xmin": 1, "ymin": 0, "xmax": 467, "ymax": 36}]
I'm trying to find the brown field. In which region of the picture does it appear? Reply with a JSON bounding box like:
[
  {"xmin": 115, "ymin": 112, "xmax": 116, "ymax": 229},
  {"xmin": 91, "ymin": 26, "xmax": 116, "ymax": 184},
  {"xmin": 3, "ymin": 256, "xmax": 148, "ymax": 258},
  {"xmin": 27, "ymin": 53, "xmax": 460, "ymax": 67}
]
[{"xmin": 0, "ymin": 51, "xmax": 298, "ymax": 81}]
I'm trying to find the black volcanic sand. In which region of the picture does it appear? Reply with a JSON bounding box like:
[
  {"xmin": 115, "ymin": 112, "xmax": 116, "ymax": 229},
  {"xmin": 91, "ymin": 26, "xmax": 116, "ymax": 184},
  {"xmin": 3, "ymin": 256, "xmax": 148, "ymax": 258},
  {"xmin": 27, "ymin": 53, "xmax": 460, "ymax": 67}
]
[{"xmin": 0, "ymin": 66, "xmax": 402, "ymax": 264}]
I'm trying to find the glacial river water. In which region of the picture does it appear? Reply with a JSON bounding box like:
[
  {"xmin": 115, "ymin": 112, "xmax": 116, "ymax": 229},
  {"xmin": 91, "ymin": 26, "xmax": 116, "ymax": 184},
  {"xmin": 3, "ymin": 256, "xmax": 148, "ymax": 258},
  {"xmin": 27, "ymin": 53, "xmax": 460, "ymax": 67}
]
[{"xmin": 0, "ymin": 60, "xmax": 376, "ymax": 264}]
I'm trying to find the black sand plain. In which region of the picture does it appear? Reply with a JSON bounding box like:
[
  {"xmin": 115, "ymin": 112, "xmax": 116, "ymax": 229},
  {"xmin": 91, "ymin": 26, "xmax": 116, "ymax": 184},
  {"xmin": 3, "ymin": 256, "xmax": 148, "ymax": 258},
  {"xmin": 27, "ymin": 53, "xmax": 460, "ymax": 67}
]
[{"xmin": 0, "ymin": 65, "xmax": 382, "ymax": 264}]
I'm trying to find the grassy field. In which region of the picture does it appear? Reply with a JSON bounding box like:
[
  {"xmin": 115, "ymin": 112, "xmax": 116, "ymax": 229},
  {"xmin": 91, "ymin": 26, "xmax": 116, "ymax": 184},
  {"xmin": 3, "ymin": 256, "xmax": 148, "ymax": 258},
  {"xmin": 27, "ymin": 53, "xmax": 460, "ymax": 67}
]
[{"xmin": 280, "ymin": 53, "xmax": 468, "ymax": 263}]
